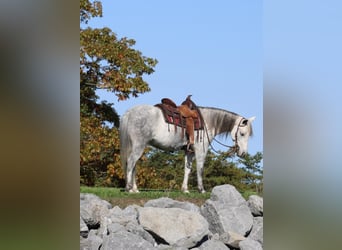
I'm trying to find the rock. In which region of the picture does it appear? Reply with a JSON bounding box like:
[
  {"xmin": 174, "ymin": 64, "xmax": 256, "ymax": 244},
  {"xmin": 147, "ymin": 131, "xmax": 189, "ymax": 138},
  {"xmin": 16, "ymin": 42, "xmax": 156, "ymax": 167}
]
[
  {"xmin": 80, "ymin": 185, "xmax": 263, "ymax": 249},
  {"xmin": 138, "ymin": 207, "xmax": 209, "ymax": 248},
  {"xmin": 144, "ymin": 197, "xmax": 200, "ymax": 213},
  {"xmin": 106, "ymin": 205, "xmax": 139, "ymax": 226},
  {"xmin": 247, "ymin": 195, "xmax": 263, "ymax": 216},
  {"xmin": 80, "ymin": 230, "xmax": 103, "ymax": 250},
  {"xmin": 80, "ymin": 216, "xmax": 89, "ymax": 238},
  {"xmin": 198, "ymin": 239, "xmax": 229, "ymax": 250},
  {"xmin": 200, "ymin": 184, "xmax": 253, "ymax": 236},
  {"xmin": 80, "ymin": 193, "xmax": 112, "ymax": 229},
  {"xmin": 80, "ymin": 236, "xmax": 90, "ymax": 250},
  {"xmin": 125, "ymin": 221, "xmax": 156, "ymax": 246},
  {"xmin": 123, "ymin": 204, "xmax": 140, "ymax": 220},
  {"xmin": 102, "ymin": 230, "xmax": 155, "ymax": 250},
  {"xmin": 249, "ymin": 217, "xmax": 263, "ymax": 246},
  {"xmin": 156, "ymin": 245, "xmax": 188, "ymax": 250},
  {"xmin": 219, "ymin": 230, "xmax": 246, "ymax": 248},
  {"xmin": 107, "ymin": 223, "xmax": 125, "ymax": 234},
  {"xmin": 97, "ymin": 205, "xmax": 140, "ymax": 237},
  {"xmin": 239, "ymin": 238, "xmax": 263, "ymax": 250}
]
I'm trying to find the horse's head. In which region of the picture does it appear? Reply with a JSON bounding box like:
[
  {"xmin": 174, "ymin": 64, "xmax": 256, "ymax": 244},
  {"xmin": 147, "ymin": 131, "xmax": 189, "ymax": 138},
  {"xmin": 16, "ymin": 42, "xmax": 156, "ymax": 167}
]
[{"xmin": 231, "ymin": 116, "xmax": 255, "ymax": 157}]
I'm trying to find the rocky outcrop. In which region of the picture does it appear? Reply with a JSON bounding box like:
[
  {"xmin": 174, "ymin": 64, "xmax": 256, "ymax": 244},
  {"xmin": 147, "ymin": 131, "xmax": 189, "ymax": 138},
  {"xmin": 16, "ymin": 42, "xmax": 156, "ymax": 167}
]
[
  {"xmin": 138, "ymin": 207, "xmax": 208, "ymax": 248},
  {"xmin": 247, "ymin": 195, "xmax": 263, "ymax": 216},
  {"xmin": 144, "ymin": 197, "xmax": 200, "ymax": 213},
  {"xmin": 80, "ymin": 184, "xmax": 263, "ymax": 249},
  {"xmin": 200, "ymin": 184, "xmax": 254, "ymax": 236}
]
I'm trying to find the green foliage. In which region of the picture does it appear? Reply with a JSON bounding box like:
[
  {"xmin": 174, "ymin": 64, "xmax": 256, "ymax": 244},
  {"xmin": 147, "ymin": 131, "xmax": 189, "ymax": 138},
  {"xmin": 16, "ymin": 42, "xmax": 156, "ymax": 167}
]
[
  {"xmin": 138, "ymin": 148, "xmax": 186, "ymax": 190},
  {"xmin": 238, "ymin": 152, "xmax": 263, "ymax": 194},
  {"xmin": 80, "ymin": 0, "xmax": 158, "ymax": 186},
  {"xmin": 80, "ymin": 0, "xmax": 102, "ymax": 24},
  {"xmin": 123, "ymin": 148, "xmax": 263, "ymax": 195}
]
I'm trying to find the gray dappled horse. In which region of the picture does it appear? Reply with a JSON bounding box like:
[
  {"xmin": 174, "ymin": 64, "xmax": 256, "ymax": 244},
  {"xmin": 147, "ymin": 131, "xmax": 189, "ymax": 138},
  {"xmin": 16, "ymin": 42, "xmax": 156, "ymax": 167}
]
[{"xmin": 120, "ymin": 104, "xmax": 255, "ymax": 193}]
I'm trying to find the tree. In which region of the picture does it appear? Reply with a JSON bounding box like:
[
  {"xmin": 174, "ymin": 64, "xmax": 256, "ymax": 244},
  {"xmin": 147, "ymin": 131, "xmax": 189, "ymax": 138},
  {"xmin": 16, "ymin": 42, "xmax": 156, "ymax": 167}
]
[
  {"xmin": 134, "ymin": 148, "xmax": 261, "ymax": 193},
  {"xmin": 80, "ymin": 0, "xmax": 158, "ymax": 186},
  {"xmin": 237, "ymin": 152, "xmax": 263, "ymax": 194}
]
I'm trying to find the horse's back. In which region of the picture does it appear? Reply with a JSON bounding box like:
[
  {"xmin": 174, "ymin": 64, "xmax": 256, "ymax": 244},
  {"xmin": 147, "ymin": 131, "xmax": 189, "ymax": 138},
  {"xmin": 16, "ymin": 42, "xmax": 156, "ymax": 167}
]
[
  {"xmin": 121, "ymin": 104, "xmax": 159, "ymax": 122},
  {"xmin": 120, "ymin": 104, "xmax": 162, "ymax": 137}
]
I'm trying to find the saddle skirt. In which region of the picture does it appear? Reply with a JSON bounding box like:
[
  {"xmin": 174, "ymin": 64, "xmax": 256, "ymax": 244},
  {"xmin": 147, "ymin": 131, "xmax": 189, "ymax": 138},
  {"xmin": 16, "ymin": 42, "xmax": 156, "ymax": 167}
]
[{"xmin": 155, "ymin": 98, "xmax": 204, "ymax": 131}]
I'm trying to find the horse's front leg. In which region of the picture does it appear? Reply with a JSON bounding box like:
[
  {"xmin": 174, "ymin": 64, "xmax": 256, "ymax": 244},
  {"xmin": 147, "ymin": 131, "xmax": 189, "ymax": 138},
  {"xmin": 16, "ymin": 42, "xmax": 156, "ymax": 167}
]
[
  {"xmin": 125, "ymin": 167, "xmax": 133, "ymax": 192},
  {"xmin": 181, "ymin": 152, "xmax": 194, "ymax": 193},
  {"xmin": 196, "ymin": 157, "xmax": 206, "ymax": 193},
  {"xmin": 131, "ymin": 166, "xmax": 139, "ymax": 193}
]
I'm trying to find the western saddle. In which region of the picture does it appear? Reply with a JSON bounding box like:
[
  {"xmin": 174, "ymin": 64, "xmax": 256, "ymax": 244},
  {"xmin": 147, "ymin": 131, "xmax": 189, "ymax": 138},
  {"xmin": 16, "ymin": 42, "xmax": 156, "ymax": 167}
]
[{"xmin": 155, "ymin": 95, "xmax": 204, "ymax": 152}]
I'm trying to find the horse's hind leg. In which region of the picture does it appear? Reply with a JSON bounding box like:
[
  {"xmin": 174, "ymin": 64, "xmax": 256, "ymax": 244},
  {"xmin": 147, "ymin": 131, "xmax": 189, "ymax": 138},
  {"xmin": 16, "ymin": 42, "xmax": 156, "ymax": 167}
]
[{"xmin": 126, "ymin": 144, "xmax": 145, "ymax": 193}]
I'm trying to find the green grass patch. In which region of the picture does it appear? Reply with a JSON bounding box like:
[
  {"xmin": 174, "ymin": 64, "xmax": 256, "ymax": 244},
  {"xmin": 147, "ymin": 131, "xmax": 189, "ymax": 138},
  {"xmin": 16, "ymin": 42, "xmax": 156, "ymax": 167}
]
[
  {"xmin": 80, "ymin": 186, "xmax": 211, "ymax": 200},
  {"xmin": 80, "ymin": 186, "xmax": 259, "ymax": 208}
]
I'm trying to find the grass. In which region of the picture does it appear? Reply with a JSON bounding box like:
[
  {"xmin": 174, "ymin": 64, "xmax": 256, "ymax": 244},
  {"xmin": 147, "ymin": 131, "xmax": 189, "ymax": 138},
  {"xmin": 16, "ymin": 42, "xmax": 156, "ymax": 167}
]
[
  {"xmin": 80, "ymin": 186, "xmax": 211, "ymax": 199},
  {"xmin": 80, "ymin": 186, "xmax": 211, "ymax": 208},
  {"xmin": 80, "ymin": 186, "xmax": 258, "ymax": 208}
]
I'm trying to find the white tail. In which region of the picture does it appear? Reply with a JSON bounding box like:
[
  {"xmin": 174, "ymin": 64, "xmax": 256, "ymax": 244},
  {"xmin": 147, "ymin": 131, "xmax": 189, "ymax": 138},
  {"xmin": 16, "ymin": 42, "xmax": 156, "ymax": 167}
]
[{"xmin": 119, "ymin": 114, "xmax": 132, "ymax": 177}]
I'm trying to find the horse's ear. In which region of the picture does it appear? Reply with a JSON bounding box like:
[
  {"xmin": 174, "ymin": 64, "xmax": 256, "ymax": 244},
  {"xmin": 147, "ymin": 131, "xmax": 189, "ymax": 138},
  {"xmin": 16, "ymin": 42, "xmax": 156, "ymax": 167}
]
[{"xmin": 248, "ymin": 116, "xmax": 256, "ymax": 122}]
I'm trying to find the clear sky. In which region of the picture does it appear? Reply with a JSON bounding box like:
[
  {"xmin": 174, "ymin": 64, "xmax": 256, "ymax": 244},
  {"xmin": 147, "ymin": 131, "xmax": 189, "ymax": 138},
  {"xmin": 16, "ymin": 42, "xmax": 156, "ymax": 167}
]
[{"xmin": 88, "ymin": 0, "xmax": 263, "ymax": 156}]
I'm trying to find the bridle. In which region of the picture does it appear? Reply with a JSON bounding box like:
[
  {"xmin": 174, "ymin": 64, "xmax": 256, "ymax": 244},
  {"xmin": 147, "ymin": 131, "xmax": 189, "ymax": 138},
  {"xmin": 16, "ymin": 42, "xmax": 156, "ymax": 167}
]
[
  {"xmin": 228, "ymin": 117, "xmax": 245, "ymax": 156},
  {"xmin": 206, "ymin": 117, "xmax": 245, "ymax": 157}
]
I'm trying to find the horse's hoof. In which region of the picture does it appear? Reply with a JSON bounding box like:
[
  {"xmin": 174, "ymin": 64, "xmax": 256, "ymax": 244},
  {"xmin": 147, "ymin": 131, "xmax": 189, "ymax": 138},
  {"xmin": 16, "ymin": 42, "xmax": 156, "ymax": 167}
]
[
  {"xmin": 129, "ymin": 189, "xmax": 140, "ymax": 193},
  {"xmin": 128, "ymin": 189, "xmax": 140, "ymax": 194},
  {"xmin": 182, "ymin": 189, "xmax": 190, "ymax": 194}
]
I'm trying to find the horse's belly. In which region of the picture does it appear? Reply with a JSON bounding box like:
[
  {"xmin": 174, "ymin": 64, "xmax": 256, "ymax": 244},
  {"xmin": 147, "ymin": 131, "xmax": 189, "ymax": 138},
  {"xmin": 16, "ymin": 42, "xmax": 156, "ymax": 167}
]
[{"xmin": 149, "ymin": 128, "xmax": 186, "ymax": 151}]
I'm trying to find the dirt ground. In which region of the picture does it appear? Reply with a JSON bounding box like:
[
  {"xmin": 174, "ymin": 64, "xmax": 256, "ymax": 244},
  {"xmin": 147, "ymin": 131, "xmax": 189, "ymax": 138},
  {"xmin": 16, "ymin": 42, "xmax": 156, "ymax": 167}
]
[{"xmin": 108, "ymin": 197, "xmax": 207, "ymax": 209}]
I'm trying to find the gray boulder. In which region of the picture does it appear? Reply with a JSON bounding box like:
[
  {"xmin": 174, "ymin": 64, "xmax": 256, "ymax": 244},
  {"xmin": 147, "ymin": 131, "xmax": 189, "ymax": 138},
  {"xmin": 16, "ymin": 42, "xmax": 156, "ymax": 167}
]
[
  {"xmin": 156, "ymin": 245, "xmax": 188, "ymax": 250},
  {"xmin": 219, "ymin": 230, "xmax": 246, "ymax": 248},
  {"xmin": 198, "ymin": 239, "xmax": 229, "ymax": 250},
  {"xmin": 249, "ymin": 217, "xmax": 263, "ymax": 246},
  {"xmin": 80, "ymin": 230, "xmax": 103, "ymax": 250},
  {"xmin": 97, "ymin": 205, "xmax": 141, "ymax": 237},
  {"xmin": 80, "ymin": 193, "xmax": 112, "ymax": 229},
  {"xmin": 80, "ymin": 216, "xmax": 89, "ymax": 238},
  {"xmin": 102, "ymin": 230, "xmax": 155, "ymax": 250},
  {"xmin": 138, "ymin": 207, "xmax": 209, "ymax": 248},
  {"xmin": 144, "ymin": 197, "xmax": 200, "ymax": 213},
  {"xmin": 125, "ymin": 221, "xmax": 156, "ymax": 246},
  {"xmin": 107, "ymin": 222, "xmax": 125, "ymax": 234},
  {"xmin": 200, "ymin": 184, "xmax": 253, "ymax": 236},
  {"xmin": 247, "ymin": 195, "xmax": 263, "ymax": 216},
  {"xmin": 106, "ymin": 205, "xmax": 139, "ymax": 226},
  {"xmin": 239, "ymin": 238, "xmax": 263, "ymax": 250}
]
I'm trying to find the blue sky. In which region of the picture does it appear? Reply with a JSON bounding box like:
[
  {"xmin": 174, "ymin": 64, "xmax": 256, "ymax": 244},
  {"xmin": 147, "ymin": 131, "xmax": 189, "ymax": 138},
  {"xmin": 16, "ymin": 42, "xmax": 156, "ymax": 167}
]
[{"xmin": 88, "ymin": 0, "xmax": 263, "ymax": 156}]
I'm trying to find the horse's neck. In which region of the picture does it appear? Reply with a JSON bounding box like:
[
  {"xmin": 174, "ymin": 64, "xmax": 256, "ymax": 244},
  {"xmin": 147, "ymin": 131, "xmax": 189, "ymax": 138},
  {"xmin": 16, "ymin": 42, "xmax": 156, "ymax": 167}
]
[{"xmin": 199, "ymin": 107, "xmax": 239, "ymax": 136}]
